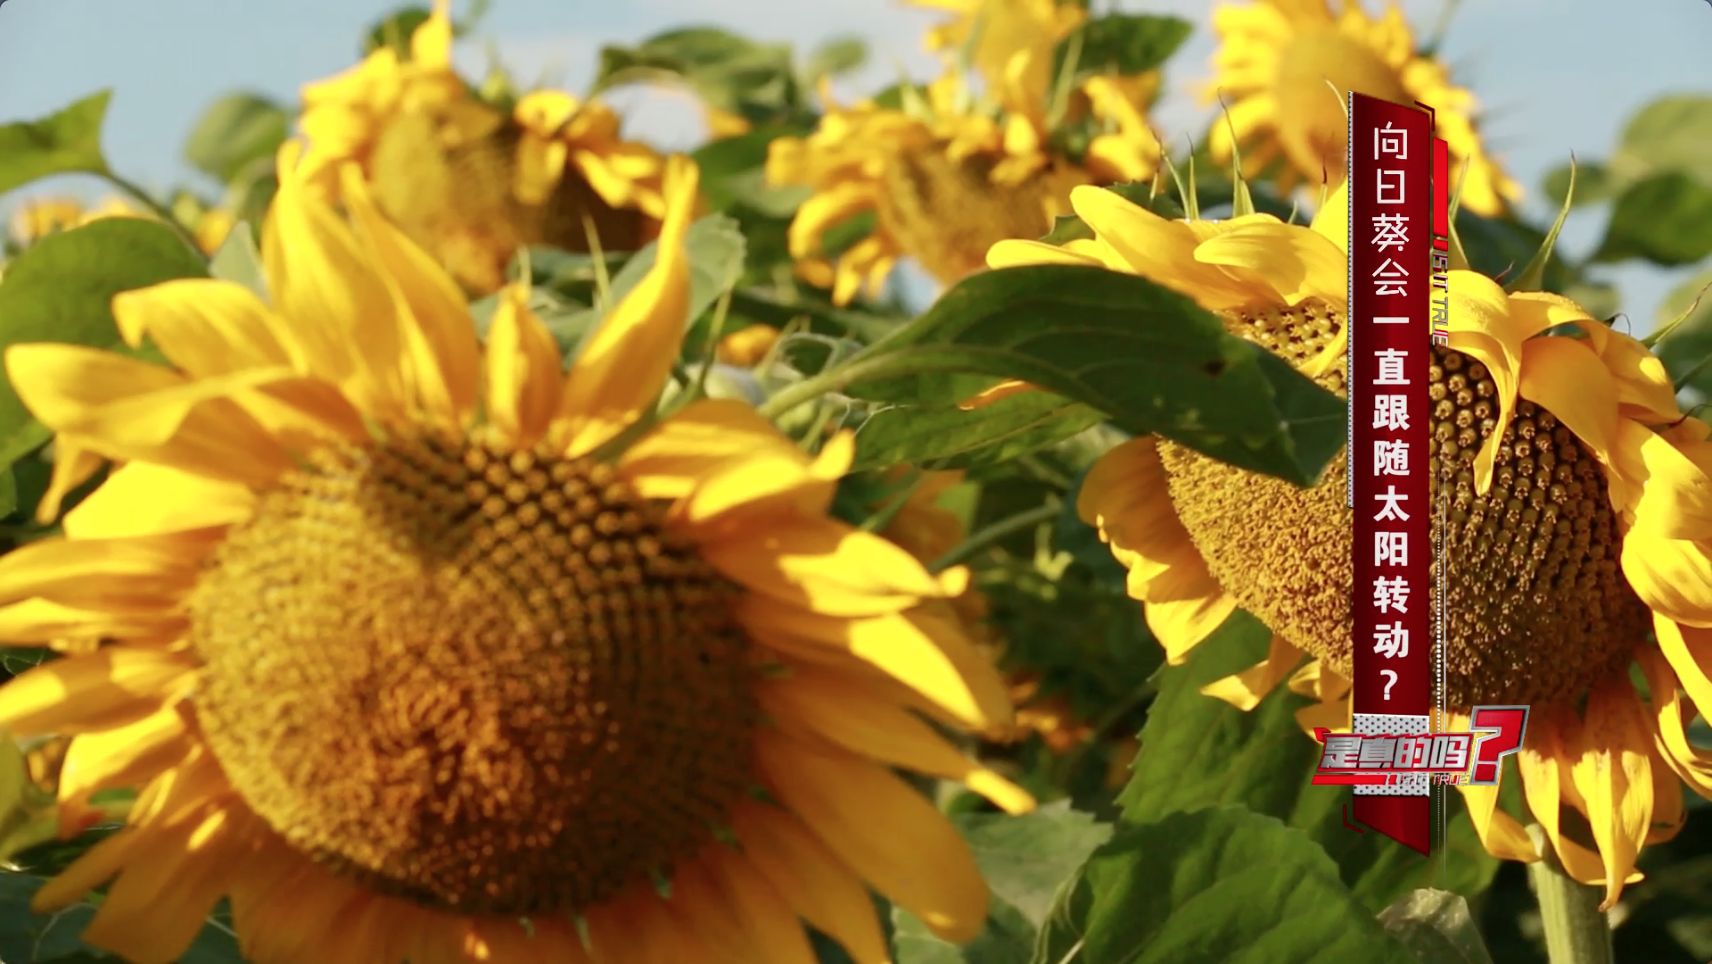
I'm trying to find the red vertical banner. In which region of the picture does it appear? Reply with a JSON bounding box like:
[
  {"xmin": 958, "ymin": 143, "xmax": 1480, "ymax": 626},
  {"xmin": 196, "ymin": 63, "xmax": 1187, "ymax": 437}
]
[{"xmin": 1348, "ymin": 92, "xmax": 1433, "ymax": 855}]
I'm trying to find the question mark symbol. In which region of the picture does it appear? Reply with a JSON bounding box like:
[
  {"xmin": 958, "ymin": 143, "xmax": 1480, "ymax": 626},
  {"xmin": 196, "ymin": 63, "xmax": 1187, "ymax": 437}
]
[{"xmin": 1379, "ymin": 670, "xmax": 1397, "ymax": 701}]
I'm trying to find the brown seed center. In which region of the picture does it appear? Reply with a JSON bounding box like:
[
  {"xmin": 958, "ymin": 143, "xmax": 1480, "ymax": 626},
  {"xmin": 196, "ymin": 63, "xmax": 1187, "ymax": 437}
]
[
  {"xmin": 188, "ymin": 431, "xmax": 757, "ymax": 915},
  {"xmin": 1159, "ymin": 306, "xmax": 1648, "ymax": 706}
]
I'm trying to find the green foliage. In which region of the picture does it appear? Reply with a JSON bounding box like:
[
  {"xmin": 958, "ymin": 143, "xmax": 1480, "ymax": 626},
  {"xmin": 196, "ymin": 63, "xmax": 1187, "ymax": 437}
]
[
  {"xmin": 0, "ymin": 874, "xmax": 245, "ymax": 963},
  {"xmin": 1032, "ymin": 806, "xmax": 1415, "ymax": 964},
  {"xmin": 1377, "ymin": 890, "xmax": 1496, "ymax": 964},
  {"xmin": 594, "ymin": 27, "xmax": 811, "ymax": 129},
  {"xmin": 848, "ymin": 264, "xmax": 1346, "ymax": 487},
  {"xmin": 181, "ymin": 93, "xmax": 289, "ymax": 188},
  {"xmin": 895, "ymin": 803, "xmax": 1113, "ymax": 964},
  {"xmin": 852, "ymin": 391, "xmax": 1106, "ymax": 473},
  {"xmin": 0, "ymin": 92, "xmax": 113, "ymax": 195},
  {"xmin": 1058, "ymin": 14, "xmax": 1194, "ymax": 81},
  {"xmin": 1119, "ymin": 613, "xmax": 1501, "ymax": 910},
  {"xmin": 0, "ymin": 218, "xmax": 207, "ymax": 471},
  {"xmin": 1593, "ymin": 172, "xmax": 1712, "ymax": 266}
]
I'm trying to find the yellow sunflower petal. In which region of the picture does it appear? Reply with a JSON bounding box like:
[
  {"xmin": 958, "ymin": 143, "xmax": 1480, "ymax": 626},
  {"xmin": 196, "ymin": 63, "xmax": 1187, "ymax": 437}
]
[
  {"xmin": 708, "ymin": 848, "xmax": 819, "ymax": 964},
  {"xmin": 730, "ymin": 802, "xmax": 891, "ymax": 964},
  {"xmin": 0, "ymin": 647, "xmax": 198, "ymax": 736},
  {"xmin": 741, "ymin": 600, "xmax": 1005, "ymax": 730},
  {"xmin": 1516, "ymin": 336, "xmax": 1621, "ymax": 478},
  {"xmin": 558, "ymin": 156, "xmax": 700, "ymax": 458},
  {"xmin": 1514, "ymin": 709, "xmax": 1609, "ymax": 881},
  {"xmin": 0, "ymin": 532, "xmax": 215, "ymax": 610},
  {"xmin": 706, "ymin": 519, "xmax": 963, "ymax": 616},
  {"xmin": 756, "ymin": 732, "xmax": 988, "ymax": 943},
  {"xmin": 111, "ymin": 280, "xmax": 298, "ymax": 377},
  {"xmin": 1624, "ymin": 535, "xmax": 1712, "ymax": 628},
  {"xmin": 1567, "ymin": 682, "xmax": 1654, "ymax": 909},
  {"xmin": 82, "ymin": 809, "xmax": 238, "ymax": 964},
  {"xmin": 677, "ymin": 431, "xmax": 849, "ymax": 530},
  {"xmin": 263, "ymin": 141, "xmax": 407, "ymax": 418},
  {"xmin": 58, "ymin": 702, "xmax": 192, "ymax": 804},
  {"xmin": 1191, "ymin": 222, "xmax": 1345, "ymax": 306},
  {"xmin": 338, "ymin": 164, "xmax": 481, "ymax": 426},
  {"xmin": 62, "ymin": 463, "xmax": 255, "ymax": 540},
  {"xmin": 482, "ymin": 283, "xmax": 563, "ymax": 448},
  {"xmin": 760, "ymin": 668, "xmax": 1033, "ymax": 814},
  {"xmin": 5, "ymin": 344, "xmax": 293, "ymax": 487},
  {"xmin": 620, "ymin": 399, "xmax": 807, "ymax": 501}
]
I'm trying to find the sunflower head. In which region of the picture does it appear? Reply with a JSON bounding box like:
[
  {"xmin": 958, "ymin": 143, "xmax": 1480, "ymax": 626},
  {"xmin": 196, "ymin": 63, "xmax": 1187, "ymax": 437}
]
[
  {"xmin": 0, "ymin": 131, "xmax": 1036, "ymax": 964},
  {"xmin": 1205, "ymin": 0, "xmax": 1520, "ymax": 216},
  {"xmin": 298, "ymin": 0, "xmax": 671, "ymax": 296},
  {"xmin": 767, "ymin": 47, "xmax": 1164, "ymax": 305},
  {"xmin": 909, "ymin": 0, "xmax": 1088, "ymax": 122},
  {"xmin": 995, "ymin": 174, "xmax": 1712, "ymax": 906}
]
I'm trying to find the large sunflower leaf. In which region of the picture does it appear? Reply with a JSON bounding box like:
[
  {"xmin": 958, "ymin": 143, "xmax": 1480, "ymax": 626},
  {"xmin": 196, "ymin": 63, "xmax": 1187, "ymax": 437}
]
[
  {"xmin": 852, "ymin": 391, "xmax": 1107, "ymax": 472},
  {"xmin": 847, "ymin": 264, "xmax": 1346, "ymax": 487},
  {"xmin": 0, "ymin": 92, "xmax": 112, "ymax": 196},
  {"xmin": 0, "ymin": 218, "xmax": 207, "ymax": 471},
  {"xmin": 1116, "ymin": 612, "xmax": 1503, "ymax": 911},
  {"xmin": 1592, "ymin": 171, "xmax": 1712, "ymax": 267},
  {"xmin": 1030, "ymin": 806, "xmax": 1416, "ymax": 964},
  {"xmin": 893, "ymin": 802, "xmax": 1114, "ymax": 964}
]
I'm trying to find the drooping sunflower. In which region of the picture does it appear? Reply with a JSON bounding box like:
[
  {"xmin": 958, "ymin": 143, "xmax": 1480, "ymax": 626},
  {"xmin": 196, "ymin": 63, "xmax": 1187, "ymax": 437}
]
[
  {"xmin": 0, "ymin": 141, "xmax": 1034, "ymax": 964},
  {"xmin": 987, "ymin": 179, "xmax": 1712, "ymax": 906},
  {"xmin": 1204, "ymin": 0, "xmax": 1520, "ymax": 217},
  {"xmin": 766, "ymin": 0, "xmax": 1163, "ymax": 306},
  {"xmin": 297, "ymin": 0, "xmax": 671, "ymax": 296}
]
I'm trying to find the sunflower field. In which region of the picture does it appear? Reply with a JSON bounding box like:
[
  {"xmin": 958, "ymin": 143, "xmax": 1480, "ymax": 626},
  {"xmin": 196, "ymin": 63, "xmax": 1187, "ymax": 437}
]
[{"xmin": 0, "ymin": 1, "xmax": 1711, "ymax": 962}]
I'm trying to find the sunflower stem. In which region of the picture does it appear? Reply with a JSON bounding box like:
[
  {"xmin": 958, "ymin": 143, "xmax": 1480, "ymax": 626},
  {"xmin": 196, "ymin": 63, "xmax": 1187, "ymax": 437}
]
[
  {"xmin": 753, "ymin": 345, "xmax": 969, "ymax": 422},
  {"xmin": 1526, "ymin": 824, "xmax": 1613, "ymax": 964},
  {"xmin": 929, "ymin": 502, "xmax": 1060, "ymax": 574}
]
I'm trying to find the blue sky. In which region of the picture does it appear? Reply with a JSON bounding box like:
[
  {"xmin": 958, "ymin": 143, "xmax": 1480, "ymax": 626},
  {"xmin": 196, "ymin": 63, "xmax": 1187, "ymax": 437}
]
[{"xmin": 2, "ymin": 0, "xmax": 1709, "ymax": 328}]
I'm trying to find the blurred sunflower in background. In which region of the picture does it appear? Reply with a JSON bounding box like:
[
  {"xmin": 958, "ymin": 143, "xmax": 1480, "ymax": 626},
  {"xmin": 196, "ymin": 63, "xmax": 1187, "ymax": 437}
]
[
  {"xmin": 0, "ymin": 142, "xmax": 1034, "ymax": 964},
  {"xmin": 988, "ymin": 177, "xmax": 1712, "ymax": 908},
  {"xmin": 765, "ymin": 0, "xmax": 1164, "ymax": 305},
  {"xmin": 297, "ymin": 0, "xmax": 673, "ymax": 296},
  {"xmin": 7, "ymin": 195, "xmax": 233, "ymax": 255},
  {"xmin": 1204, "ymin": 0, "xmax": 1519, "ymax": 216}
]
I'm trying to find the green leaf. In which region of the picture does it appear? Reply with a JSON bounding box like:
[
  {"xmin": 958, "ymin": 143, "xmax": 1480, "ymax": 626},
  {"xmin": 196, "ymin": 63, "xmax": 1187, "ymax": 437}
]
[
  {"xmin": 1062, "ymin": 14, "xmax": 1193, "ymax": 79},
  {"xmin": 1118, "ymin": 613, "xmax": 1501, "ymax": 910},
  {"xmin": 594, "ymin": 28, "xmax": 799, "ymax": 120},
  {"xmin": 851, "ymin": 265, "xmax": 1346, "ymax": 487},
  {"xmin": 1542, "ymin": 161, "xmax": 1611, "ymax": 209},
  {"xmin": 1376, "ymin": 889, "xmax": 1495, "ymax": 964},
  {"xmin": 894, "ymin": 802, "xmax": 1113, "ymax": 964},
  {"xmin": 1052, "ymin": 463, "xmax": 1129, "ymax": 588},
  {"xmin": 852, "ymin": 392, "xmax": 1106, "ymax": 473},
  {"xmin": 181, "ymin": 94, "xmax": 290, "ymax": 187},
  {"xmin": 0, "ymin": 91, "xmax": 112, "ymax": 196},
  {"xmin": 802, "ymin": 36, "xmax": 869, "ymax": 84},
  {"xmin": 0, "ymin": 470, "xmax": 14, "ymax": 519},
  {"xmin": 206, "ymin": 221, "xmax": 267, "ymax": 298},
  {"xmin": 1653, "ymin": 267, "xmax": 1712, "ymax": 396},
  {"xmin": 0, "ymin": 218, "xmax": 207, "ymax": 471},
  {"xmin": 0, "ymin": 874, "xmax": 248, "ymax": 962},
  {"xmin": 691, "ymin": 129, "xmax": 813, "ymax": 217},
  {"xmin": 1033, "ymin": 806, "xmax": 1414, "ymax": 964},
  {"xmin": 1592, "ymin": 171, "xmax": 1712, "ymax": 267}
]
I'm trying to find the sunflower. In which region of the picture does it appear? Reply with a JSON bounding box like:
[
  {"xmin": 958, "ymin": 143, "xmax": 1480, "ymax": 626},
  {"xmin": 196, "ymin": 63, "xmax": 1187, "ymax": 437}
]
[
  {"xmin": 767, "ymin": 19, "xmax": 1164, "ymax": 307},
  {"xmin": 0, "ymin": 140, "xmax": 1034, "ymax": 964},
  {"xmin": 297, "ymin": 0, "xmax": 671, "ymax": 296},
  {"xmin": 907, "ymin": 0, "xmax": 1088, "ymax": 124},
  {"xmin": 1203, "ymin": 0, "xmax": 1519, "ymax": 217},
  {"xmin": 987, "ymin": 179, "xmax": 1712, "ymax": 907}
]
